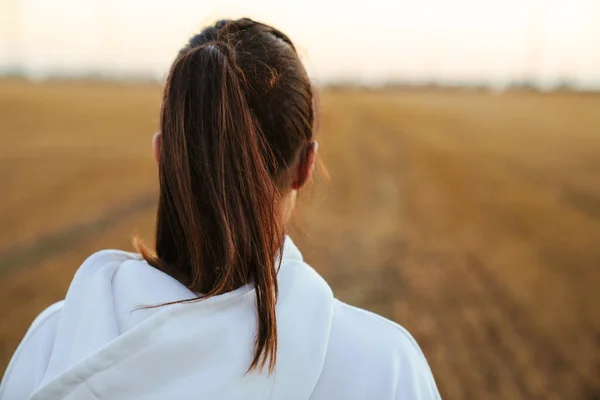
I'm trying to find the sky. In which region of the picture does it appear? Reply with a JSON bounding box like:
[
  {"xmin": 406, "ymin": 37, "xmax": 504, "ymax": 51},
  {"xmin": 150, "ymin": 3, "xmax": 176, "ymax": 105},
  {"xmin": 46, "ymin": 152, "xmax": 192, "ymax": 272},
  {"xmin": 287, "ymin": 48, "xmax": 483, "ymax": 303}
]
[{"xmin": 1, "ymin": 0, "xmax": 599, "ymax": 87}]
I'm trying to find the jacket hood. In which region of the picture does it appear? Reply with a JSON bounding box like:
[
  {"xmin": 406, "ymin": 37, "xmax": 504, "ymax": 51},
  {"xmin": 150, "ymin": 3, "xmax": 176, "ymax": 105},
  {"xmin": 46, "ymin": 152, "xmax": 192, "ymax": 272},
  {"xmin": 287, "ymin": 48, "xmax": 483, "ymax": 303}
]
[{"xmin": 31, "ymin": 236, "xmax": 334, "ymax": 400}]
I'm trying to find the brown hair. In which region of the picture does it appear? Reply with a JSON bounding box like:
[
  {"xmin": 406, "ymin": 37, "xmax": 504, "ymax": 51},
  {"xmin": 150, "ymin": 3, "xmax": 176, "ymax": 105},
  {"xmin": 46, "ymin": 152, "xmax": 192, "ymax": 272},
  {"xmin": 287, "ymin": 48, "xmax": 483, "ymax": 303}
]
[{"xmin": 137, "ymin": 18, "xmax": 314, "ymax": 373}]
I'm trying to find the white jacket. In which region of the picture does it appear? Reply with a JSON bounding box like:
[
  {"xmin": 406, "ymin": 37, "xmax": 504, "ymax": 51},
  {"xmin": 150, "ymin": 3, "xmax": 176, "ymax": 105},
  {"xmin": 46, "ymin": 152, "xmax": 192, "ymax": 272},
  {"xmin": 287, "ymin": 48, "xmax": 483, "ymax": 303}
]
[{"xmin": 1, "ymin": 236, "xmax": 441, "ymax": 400}]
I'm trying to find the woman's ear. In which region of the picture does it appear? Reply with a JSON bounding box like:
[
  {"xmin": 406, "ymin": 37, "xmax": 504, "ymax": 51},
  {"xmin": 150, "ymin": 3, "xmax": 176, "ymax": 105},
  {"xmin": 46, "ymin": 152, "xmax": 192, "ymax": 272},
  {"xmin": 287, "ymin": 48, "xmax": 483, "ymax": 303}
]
[
  {"xmin": 152, "ymin": 132, "xmax": 162, "ymax": 165},
  {"xmin": 291, "ymin": 141, "xmax": 318, "ymax": 190}
]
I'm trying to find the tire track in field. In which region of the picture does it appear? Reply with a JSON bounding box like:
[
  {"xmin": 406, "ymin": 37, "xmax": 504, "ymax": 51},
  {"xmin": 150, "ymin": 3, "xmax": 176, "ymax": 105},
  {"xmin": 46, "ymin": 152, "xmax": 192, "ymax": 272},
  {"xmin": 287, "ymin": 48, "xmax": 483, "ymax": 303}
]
[
  {"xmin": 0, "ymin": 193, "xmax": 157, "ymax": 275},
  {"xmin": 465, "ymin": 254, "xmax": 600, "ymax": 399}
]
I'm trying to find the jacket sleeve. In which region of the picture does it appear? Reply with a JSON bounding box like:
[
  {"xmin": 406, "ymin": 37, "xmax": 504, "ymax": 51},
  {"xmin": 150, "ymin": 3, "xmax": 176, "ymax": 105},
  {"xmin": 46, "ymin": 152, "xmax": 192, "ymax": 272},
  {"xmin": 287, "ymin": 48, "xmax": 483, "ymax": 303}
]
[
  {"xmin": 0, "ymin": 302, "xmax": 63, "ymax": 400},
  {"xmin": 392, "ymin": 326, "xmax": 442, "ymax": 400}
]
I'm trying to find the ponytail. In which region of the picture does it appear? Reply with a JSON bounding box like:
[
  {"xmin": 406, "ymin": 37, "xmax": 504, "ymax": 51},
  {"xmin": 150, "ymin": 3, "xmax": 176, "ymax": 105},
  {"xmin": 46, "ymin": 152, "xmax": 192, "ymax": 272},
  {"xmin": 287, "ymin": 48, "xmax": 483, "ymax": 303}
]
[{"xmin": 139, "ymin": 41, "xmax": 282, "ymax": 372}]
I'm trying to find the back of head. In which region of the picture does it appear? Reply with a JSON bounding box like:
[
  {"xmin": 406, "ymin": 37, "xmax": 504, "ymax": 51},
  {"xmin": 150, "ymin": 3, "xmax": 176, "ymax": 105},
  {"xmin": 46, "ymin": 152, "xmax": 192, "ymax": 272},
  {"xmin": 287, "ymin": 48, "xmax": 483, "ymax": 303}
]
[{"xmin": 138, "ymin": 18, "xmax": 314, "ymax": 373}]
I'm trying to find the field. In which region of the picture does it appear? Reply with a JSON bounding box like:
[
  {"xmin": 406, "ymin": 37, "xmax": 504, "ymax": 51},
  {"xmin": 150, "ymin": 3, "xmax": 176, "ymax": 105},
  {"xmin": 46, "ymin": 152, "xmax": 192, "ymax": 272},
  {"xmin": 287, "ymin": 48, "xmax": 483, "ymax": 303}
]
[{"xmin": 1, "ymin": 79, "xmax": 599, "ymax": 399}]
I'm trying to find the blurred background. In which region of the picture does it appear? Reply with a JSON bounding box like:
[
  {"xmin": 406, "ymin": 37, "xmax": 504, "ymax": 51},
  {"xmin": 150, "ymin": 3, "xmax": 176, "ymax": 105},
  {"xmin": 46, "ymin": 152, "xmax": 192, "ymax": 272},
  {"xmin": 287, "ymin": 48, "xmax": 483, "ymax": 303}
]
[{"xmin": 1, "ymin": 1, "xmax": 599, "ymax": 399}]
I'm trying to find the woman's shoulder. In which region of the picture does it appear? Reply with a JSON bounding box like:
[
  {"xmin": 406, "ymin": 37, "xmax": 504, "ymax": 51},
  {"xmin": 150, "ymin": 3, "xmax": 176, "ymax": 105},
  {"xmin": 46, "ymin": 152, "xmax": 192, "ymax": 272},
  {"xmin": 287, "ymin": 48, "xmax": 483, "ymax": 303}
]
[
  {"xmin": 329, "ymin": 300, "xmax": 431, "ymax": 370},
  {"xmin": 0, "ymin": 301, "xmax": 63, "ymax": 398},
  {"xmin": 333, "ymin": 300, "xmax": 419, "ymax": 348},
  {"xmin": 310, "ymin": 299, "xmax": 441, "ymax": 400}
]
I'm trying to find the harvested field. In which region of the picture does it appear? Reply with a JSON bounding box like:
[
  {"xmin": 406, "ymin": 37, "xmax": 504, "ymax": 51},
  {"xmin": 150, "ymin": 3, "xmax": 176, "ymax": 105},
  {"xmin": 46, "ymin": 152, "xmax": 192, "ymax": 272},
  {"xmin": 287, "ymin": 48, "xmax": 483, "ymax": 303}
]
[{"xmin": 1, "ymin": 79, "xmax": 599, "ymax": 399}]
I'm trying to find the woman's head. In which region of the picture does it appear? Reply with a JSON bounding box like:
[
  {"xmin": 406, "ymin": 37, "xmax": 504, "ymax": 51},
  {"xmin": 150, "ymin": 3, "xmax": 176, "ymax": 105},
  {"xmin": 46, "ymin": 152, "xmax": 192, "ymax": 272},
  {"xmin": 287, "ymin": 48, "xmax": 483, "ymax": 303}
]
[{"xmin": 140, "ymin": 18, "xmax": 316, "ymax": 373}]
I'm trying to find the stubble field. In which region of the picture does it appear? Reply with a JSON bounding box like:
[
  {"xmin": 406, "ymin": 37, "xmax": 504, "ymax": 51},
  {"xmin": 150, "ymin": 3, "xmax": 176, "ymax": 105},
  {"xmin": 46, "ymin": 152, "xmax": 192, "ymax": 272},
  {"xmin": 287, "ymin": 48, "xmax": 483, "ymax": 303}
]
[{"xmin": 1, "ymin": 79, "xmax": 599, "ymax": 399}]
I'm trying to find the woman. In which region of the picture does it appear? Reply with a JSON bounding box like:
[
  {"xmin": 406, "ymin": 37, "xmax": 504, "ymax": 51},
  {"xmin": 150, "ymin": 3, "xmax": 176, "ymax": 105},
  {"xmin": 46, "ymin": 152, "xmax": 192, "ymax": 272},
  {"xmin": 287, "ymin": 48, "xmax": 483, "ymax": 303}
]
[{"xmin": 1, "ymin": 19, "xmax": 441, "ymax": 400}]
